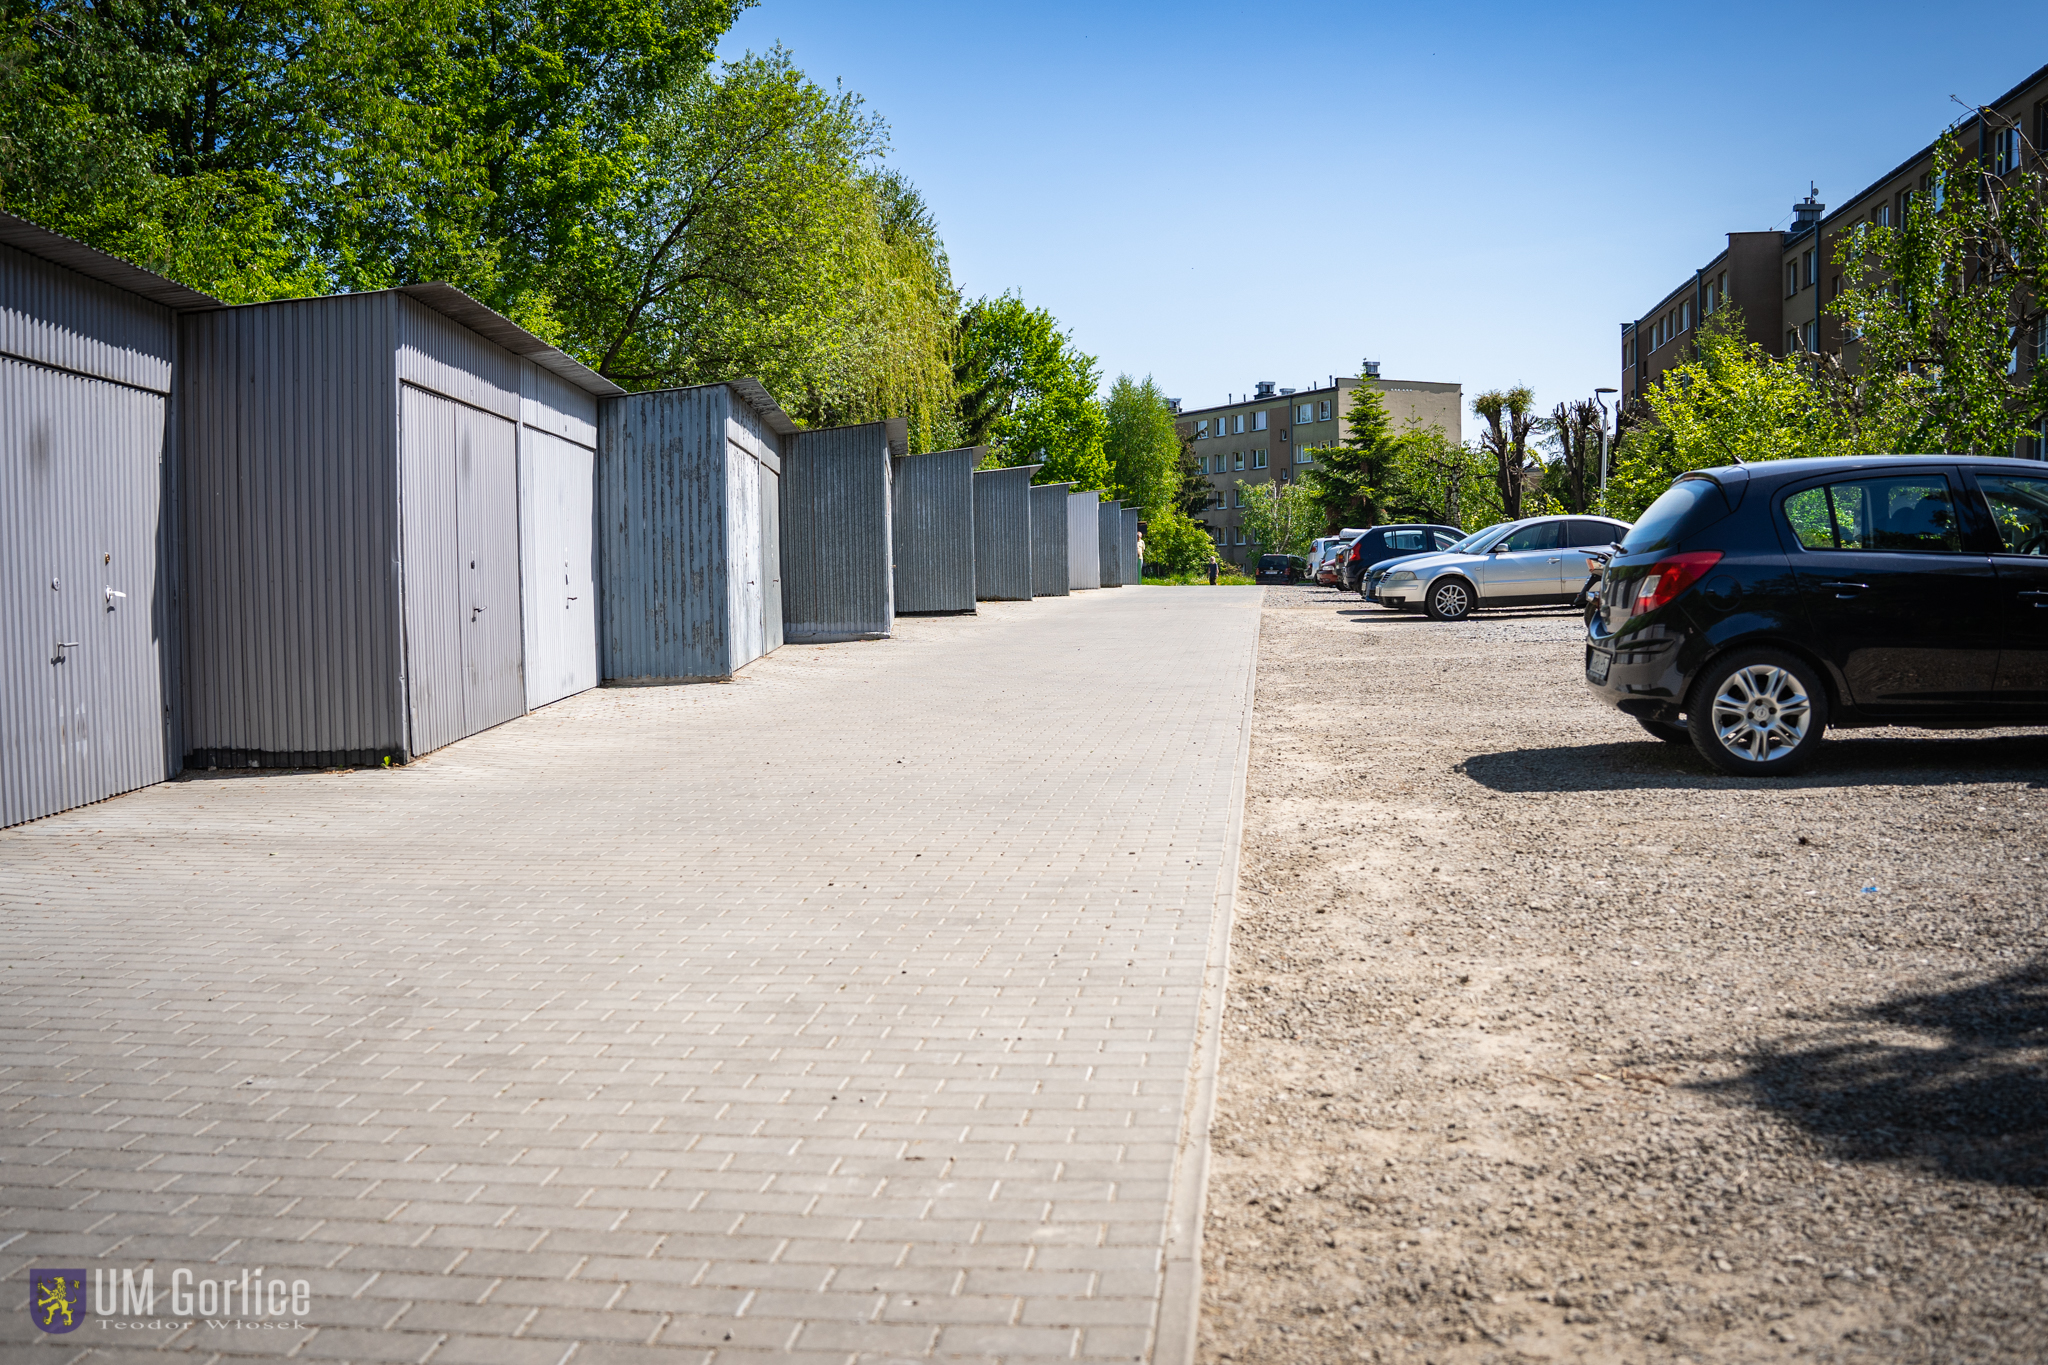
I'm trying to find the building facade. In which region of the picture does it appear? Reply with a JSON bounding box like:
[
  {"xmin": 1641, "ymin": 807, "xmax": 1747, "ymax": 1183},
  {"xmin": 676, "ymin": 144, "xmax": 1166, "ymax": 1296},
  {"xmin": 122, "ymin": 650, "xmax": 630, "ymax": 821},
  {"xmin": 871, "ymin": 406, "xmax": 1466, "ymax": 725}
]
[
  {"xmin": 1173, "ymin": 371, "xmax": 1462, "ymax": 563},
  {"xmin": 1624, "ymin": 60, "xmax": 2048, "ymax": 459}
]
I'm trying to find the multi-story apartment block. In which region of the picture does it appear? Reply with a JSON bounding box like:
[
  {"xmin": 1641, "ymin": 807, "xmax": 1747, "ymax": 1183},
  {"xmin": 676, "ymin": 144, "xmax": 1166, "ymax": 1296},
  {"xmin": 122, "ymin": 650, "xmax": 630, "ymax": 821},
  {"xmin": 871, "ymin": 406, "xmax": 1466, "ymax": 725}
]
[
  {"xmin": 1623, "ymin": 60, "xmax": 2048, "ymax": 456},
  {"xmin": 1174, "ymin": 368, "xmax": 1462, "ymax": 563}
]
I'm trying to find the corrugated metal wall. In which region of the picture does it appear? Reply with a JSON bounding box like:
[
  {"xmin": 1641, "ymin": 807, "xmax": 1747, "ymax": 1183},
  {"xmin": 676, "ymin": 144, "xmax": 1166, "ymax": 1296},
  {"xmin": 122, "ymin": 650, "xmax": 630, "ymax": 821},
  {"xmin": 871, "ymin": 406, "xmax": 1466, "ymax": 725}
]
[
  {"xmin": 1030, "ymin": 482, "xmax": 1071, "ymax": 597},
  {"xmin": 781, "ymin": 422, "xmax": 894, "ymax": 642},
  {"xmin": 520, "ymin": 359, "xmax": 598, "ymax": 710},
  {"xmin": 1122, "ymin": 507, "xmax": 1142, "ymax": 584},
  {"xmin": 972, "ymin": 465, "xmax": 1034, "ymax": 601},
  {"xmin": 597, "ymin": 385, "xmax": 734, "ymax": 682},
  {"xmin": 0, "ymin": 240, "xmax": 174, "ymax": 393},
  {"xmin": 399, "ymin": 385, "xmax": 467, "ymax": 753},
  {"xmin": 179, "ymin": 293, "xmax": 406, "ymax": 767},
  {"xmin": 893, "ymin": 447, "xmax": 976, "ymax": 613},
  {"xmin": 450, "ymin": 400, "xmax": 524, "ymax": 742},
  {"xmin": 1098, "ymin": 500, "xmax": 1125, "ymax": 587},
  {"xmin": 1067, "ymin": 490, "xmax": 1101, "ymax": 590}
]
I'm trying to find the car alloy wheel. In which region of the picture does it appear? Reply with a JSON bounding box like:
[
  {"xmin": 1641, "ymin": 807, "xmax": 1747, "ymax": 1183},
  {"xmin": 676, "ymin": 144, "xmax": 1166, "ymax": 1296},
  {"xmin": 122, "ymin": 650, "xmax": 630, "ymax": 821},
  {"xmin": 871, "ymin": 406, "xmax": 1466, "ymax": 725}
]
[
  {"xmin": 1425, "ymin": 579, "xmax": 1473, "ymax": 621},
  {"xmin": 1685, "ymin": 648, "xmax": 1828, "ymax": 776}
]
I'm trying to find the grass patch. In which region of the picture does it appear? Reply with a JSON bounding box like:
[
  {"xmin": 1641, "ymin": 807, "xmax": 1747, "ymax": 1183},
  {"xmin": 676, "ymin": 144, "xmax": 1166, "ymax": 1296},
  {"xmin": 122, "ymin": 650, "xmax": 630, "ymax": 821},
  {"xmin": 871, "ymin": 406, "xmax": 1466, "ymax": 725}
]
[{"xmin": 1142, "ymin": 569, "xmax": 1257, "ymax": 586}]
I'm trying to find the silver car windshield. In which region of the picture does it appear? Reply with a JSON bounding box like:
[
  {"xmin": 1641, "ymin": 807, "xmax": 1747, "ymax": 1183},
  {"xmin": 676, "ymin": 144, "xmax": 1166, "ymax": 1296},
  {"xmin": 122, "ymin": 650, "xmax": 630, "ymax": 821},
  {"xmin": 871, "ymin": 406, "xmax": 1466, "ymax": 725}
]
[{"xmin": 1455, "ymin": 525, "xmax": 1515, "ymax": 554}]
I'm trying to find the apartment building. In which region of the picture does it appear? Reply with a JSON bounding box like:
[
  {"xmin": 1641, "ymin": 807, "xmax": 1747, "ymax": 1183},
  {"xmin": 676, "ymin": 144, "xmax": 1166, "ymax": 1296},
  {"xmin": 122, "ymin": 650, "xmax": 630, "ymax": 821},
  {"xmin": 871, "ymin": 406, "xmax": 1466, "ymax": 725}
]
[
  {"xmin": 1623, "ymin": 59, "xmax": 2048, "ymax": 456},
  {"xmin": 1174, "ymin": 368, "xmax": 1462, "ymax": 563}
]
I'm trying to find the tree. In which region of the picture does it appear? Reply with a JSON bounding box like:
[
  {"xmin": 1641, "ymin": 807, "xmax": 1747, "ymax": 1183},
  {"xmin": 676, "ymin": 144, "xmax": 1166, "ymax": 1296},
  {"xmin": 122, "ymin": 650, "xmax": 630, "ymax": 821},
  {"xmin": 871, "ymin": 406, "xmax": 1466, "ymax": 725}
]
[
  {"xmin": 1544, "ymin": 399, "xmax": 1603, "ymax": 514},
  {"xmin": 953, "ymin": 294, "xmax": 1109, "ymax": 489},
  {"xmin": 1102, "ymin": 374, "xmax": 1182, "ymax": 515},
  {"xmin": 1832, "ymin": 128, "xmax": 2048, "ymax": 456},
  {"xmin": 1472, "ymin": 386, "xmax": 1541, "ymax": 521},
  {"xmin": 1300, "ymin": 372, "xmax": 1401, "ymax": 529},
  {"xmin": 1236, "ymin": 479, "xmax": 1318, "ymax": 559},
  {"xmin": 1175, "ymin": 434, "xmax": 1214, "ymax": 518},
  {"xmin": 1373, "ymin": 427, "xmax": 1499, "ymax": 530},
  {"xmin": 1142, "ymin": 506, "xmax": 1216, "ymax": 575}
]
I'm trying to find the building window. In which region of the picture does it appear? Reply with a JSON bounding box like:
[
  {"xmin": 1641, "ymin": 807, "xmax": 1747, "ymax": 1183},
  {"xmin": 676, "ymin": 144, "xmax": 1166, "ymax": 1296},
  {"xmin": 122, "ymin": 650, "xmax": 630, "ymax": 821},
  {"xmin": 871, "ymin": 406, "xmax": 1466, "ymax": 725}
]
[
  {"xmin": 1253, "ymin": 411, "xmax": 1268, "ymax": 431},
  {"xmin": 1296, "ymin": 445, "xmax": 1311, "ymax": 464},
  {"xmin": 1787, "ymin": 328, "xmax": 1800, "ymax": 353},
  {"xmin": 1196, "ymin": 419, "xmax": 1209, "ymax": 439},
  {"xmin": 1295, "ymin": 403, "xmax": 1313, "ymax": 423},
  {"xmin": 1680, "ymin": 301, "xmax": 1691, "ymax": 332},
  {"xmin": 1317, "ymin": 400, "xmax": 1331, "ymax": 421},
  {"xmin": 1995, "ymin": 126, "xmax": 2023, "ymax": 176},
  {"xmin": 1233, "ymin": 451, "xmax": 1245, "ymax": 471},
  {"xmin": 1787, "ymin": 263, "xmax": 1799, "ymax": 298},
  {"xmin": 1874, "ymin": 203, "xmax": 1891, "ymax": 227},
  {"xmin": 1231, "ymin": 414, "xmax": 1244, "ymax": 435},
  {"xmin": 1252, "ymin": 449, "xmax": 1267, "ymax": 469},
  {"xmin": 1236, "ymin": 529, "xmax": 1246, "ymax": 545}
]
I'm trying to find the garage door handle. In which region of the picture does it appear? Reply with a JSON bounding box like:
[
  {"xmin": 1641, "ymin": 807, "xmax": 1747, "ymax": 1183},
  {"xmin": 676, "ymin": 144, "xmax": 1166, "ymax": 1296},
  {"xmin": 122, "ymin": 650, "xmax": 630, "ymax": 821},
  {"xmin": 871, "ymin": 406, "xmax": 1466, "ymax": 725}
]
[{"xmin": 1820, "ymin": 580, "xmax": 1868, "ymax": 597}]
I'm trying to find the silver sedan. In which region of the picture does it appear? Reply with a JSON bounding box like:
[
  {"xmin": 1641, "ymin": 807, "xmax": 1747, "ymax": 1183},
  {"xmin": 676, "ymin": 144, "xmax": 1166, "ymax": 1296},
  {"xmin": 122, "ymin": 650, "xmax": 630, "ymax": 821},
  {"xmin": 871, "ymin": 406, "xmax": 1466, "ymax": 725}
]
[{"xmin": 1371, "ymin": 514, "xmax": 1631, "ymax": 620}]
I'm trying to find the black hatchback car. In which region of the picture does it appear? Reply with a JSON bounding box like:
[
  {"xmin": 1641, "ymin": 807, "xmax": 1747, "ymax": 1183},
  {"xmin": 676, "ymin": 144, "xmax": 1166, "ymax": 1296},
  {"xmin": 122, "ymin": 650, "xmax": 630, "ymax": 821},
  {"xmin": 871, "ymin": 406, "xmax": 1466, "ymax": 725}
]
[
  {"xmin": 1255, "ymin": 554, "xmax": 1311, "ymax": 584},
  {"xmin": 1335, "ymin": 524, "xmax": 1463, "ymax": 591},
  {"xmin": 1586, "ymin": 455, "xmax": 2048, "ymax": 775}
]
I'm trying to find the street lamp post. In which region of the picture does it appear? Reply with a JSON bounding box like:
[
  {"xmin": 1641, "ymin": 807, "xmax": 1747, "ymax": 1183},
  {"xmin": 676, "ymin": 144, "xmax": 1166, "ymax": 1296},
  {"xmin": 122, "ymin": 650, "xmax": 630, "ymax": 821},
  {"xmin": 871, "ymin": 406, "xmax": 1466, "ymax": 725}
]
[{"xmin": 1594, "ymin": 388, "xmax": 1618, "ymax": 496}]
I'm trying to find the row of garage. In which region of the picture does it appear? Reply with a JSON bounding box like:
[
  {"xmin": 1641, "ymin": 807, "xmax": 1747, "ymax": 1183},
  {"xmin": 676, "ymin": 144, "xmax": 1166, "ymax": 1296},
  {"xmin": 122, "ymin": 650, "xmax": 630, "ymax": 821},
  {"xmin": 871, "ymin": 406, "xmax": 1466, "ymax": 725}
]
[{"xmin": 0, "ymin": 213, "xmax": 1144, "ymax": 829}]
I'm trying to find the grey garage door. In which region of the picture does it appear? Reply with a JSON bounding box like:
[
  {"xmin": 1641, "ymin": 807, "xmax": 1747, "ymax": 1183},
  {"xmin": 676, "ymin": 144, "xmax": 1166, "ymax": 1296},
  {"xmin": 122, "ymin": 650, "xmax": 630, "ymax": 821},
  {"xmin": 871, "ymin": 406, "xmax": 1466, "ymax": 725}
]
[
  {"xmin": 401, "ymin": 384, "xmax": 523, "ymax": 755},
  {"xmin": 1, "ymin": 357, "xmax": 172, "ymax": 827}
]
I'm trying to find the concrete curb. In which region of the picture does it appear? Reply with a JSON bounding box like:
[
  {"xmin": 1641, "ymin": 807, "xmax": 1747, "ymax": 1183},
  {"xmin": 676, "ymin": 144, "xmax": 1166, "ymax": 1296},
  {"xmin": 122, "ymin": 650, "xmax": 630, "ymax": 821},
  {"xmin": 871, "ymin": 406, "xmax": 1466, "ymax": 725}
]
[{"xmin": 1153, "ymin": 589, "xmax": 1261, "ymax": 1365}]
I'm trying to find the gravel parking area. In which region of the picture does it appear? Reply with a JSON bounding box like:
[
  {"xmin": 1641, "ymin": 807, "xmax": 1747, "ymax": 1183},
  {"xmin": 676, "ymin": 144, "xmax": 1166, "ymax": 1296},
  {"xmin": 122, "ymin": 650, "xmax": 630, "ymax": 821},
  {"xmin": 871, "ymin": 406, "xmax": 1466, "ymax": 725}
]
[{"xmin": 1201, "ymin": 590, "xmax": 2048, "ymax": 1364}]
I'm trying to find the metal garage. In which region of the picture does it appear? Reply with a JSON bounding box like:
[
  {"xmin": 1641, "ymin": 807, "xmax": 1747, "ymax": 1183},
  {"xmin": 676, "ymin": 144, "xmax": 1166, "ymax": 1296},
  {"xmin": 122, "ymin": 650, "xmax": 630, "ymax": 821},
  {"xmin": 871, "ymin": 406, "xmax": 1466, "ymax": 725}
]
[
  {"xmin": 781, "ymin": 418, "xmax": 907, "ymax": 643},
  {"xmin": 596, "ymin": 379, "xmax": 795, "ymax": 683},
  {"xmin": 1068, "ymin": 489, "xmax": 1101, "ymax": 590},
  {"xmin": 1030, "ymin": 482, "xmax": 1072, "ymax": 597},
  {"xmin": 972, "ymin": 464, "xmax": 1036, "ymax": 601},
  {"xmin": 1122, "ymin": 506, "xmax": 1143, "ymax": 584},
  {"xmin": 893, "ymin": 446, "xmax": 977, "ymax": 614},
  {"xmin": 1098, "ymin": 500, "xmax": 1126, "ymax": 587},
  {"xmin": 178, "ymin": 287, "xmax": 621, "ymax": 767},
  {"xmin": 0, "ymin": 214, "xmax": 216, "ymax": 828}
]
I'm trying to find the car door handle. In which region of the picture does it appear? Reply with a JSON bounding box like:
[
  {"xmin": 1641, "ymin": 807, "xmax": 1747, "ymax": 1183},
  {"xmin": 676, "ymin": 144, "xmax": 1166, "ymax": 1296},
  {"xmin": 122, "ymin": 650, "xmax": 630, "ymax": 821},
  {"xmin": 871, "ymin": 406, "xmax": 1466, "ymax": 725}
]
[
  {"xmin": 1820, "ymin": 580, "xmax": 1869, "ymax": 598},
  {"xmin": 1548, "ymin": 556, "xmax": 1561, "ymax": 563},
  {"xmin": 2021, "ymin": 589, "xmax": 2048, "ymax": 607}
]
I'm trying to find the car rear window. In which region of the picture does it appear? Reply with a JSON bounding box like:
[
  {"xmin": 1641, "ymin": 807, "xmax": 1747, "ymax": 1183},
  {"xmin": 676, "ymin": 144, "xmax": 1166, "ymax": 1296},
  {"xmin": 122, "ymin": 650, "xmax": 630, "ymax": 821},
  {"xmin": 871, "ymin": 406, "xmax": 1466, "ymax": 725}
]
[
  {"xmin": 1620, "ymin": 478, "xmax": 1728, "ymax": 554},
  {"xmin": 1257, "ymin": 555, "xmax": 1289, "ymax": 569}
]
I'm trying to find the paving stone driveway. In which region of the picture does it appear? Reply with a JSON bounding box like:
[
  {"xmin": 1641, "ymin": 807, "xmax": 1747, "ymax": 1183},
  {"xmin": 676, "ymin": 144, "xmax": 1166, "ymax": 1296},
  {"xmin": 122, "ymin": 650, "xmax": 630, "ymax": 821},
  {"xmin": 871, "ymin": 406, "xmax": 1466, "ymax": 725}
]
[{"xmin": 0, "ymin": 586, "xmax": 1262, "ymax": 1365}]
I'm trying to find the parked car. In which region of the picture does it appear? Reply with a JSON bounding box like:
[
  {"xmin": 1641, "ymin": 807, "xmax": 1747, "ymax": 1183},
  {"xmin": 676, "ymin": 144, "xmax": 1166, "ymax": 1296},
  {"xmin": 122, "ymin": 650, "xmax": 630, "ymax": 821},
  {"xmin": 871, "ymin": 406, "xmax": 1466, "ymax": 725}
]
[
  {"xmin": 1337, "ymin": 524, "xmax": 1463, "ymax": 592},
  {"xmin": 1254, "ymin": 553, "xmax": 1311, "ymax": 584},
  {"xmin": 1306, "ymin": 532, "xmax": 1364, "ymax": 586},
  {"xmin": 1586, "ymin": 454, "xmax": 2048, "ymax": 775},
  {"xmin": 1372, "ymin": 515, "xmax": 1633, "ymax": 619}
]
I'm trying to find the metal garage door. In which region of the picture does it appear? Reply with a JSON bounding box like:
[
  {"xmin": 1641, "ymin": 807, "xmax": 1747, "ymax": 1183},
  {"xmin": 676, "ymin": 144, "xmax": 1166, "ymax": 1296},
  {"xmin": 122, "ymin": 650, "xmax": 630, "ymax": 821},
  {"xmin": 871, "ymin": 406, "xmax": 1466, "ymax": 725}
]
[
  {"xmin": 401, "ymin": 384, "xmax": 523, "ymax": 755},
  {"xmin": 520, "ymin": 427, "xmax": 596, "ymax": 710},
  {"xmin": 1, "ymin": 357, "xmax": 172, "ymax": 826}
]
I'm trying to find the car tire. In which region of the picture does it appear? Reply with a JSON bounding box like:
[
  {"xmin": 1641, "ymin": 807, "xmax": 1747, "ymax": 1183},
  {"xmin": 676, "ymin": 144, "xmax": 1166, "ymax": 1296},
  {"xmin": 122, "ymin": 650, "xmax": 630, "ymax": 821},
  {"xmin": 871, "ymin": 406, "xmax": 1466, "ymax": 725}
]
[
  {"xmin": 1635, "ymin": 717, "xmax": 1691, "ymax": 745},
  {"xmin": 1424, "ymin": 578, "xmax": 1475, "ymax": 622},
  {"xmin": 1685, "ymin": 648, "xmax": 1829, "ymax": 776}
]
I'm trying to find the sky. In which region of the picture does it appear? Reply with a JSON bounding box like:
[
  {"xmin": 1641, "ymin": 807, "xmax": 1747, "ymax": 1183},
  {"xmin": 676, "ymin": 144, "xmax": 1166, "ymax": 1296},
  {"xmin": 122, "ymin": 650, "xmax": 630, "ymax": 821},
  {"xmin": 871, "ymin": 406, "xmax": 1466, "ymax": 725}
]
[{"xmin": 717, "ymin": 2, "xmax": 2048, "ymax": 425}]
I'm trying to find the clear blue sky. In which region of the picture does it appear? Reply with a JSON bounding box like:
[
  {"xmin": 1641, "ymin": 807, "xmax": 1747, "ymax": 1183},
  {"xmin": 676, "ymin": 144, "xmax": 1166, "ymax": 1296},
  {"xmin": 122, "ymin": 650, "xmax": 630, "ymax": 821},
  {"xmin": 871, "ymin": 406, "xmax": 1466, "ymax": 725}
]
[{"xmin": 718, "ymin": 3, "xmax": 2048, "ymax": 422}]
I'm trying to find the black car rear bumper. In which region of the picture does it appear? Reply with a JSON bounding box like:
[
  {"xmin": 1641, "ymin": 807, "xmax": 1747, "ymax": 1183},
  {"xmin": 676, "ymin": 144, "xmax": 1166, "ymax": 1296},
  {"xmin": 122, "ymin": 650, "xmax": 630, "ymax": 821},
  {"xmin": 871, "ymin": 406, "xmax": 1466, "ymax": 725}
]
[{"xmin": 1584, "ymin": 629, "xmax": 1687, "ymax": 719}]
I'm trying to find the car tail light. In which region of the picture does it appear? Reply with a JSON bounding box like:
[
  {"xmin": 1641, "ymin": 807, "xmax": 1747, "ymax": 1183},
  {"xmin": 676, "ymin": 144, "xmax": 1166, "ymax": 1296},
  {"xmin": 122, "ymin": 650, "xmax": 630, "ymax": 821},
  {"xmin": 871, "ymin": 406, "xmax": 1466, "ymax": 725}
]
[{"xmin": 1630, "ymin": 551, "xmax": 1722, "ymax": 617}]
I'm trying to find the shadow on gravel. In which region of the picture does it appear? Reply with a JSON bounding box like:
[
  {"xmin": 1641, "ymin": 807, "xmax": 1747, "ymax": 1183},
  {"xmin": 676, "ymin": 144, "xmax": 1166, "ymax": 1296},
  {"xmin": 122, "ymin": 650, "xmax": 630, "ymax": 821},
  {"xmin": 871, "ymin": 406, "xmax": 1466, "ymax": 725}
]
[
  {"xmin": 1704, "ymin": 961, "xmax": 2048, "ymax": 1187},
  {"xmin": 1462, "ymin": 733, "xmax": 2048, "ymax": 792}
]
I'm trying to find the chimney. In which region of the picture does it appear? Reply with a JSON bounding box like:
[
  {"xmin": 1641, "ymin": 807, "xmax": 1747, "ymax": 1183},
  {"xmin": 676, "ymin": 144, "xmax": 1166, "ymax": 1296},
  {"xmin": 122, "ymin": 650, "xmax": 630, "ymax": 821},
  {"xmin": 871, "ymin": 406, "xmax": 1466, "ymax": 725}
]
[
  {"xmin": 1254, "ymin": 380, "xmax": 1276, "ymax": 399},
  {"xmin": 1792, "ymin": 184, "xmax": 1824, "ymax": 231},
  {"xmin": 1166, "ymin": 398, "xmax": 1181, "ymax": 415},
  {"xmin": 1362, "ymin": 360, "xmax": 1381, "ymax": 379}
]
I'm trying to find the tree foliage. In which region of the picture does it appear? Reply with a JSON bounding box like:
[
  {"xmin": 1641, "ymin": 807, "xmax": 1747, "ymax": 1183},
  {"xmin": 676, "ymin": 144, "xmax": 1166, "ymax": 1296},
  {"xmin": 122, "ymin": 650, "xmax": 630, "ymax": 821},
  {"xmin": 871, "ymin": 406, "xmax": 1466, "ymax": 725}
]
[
  {"xmin": 1235, "ymin": 478, "xmax": 1318, "ymax": 559},
  {"xmin": 1142, "ymin": 506, "xmax": 1216, "ymax": 575},
  {"xmin": 1371, "ymin": 426, "xmax": 1499, "ymax": 530},
  {"xmin": 1300, "ymin": 372, "xmax": 1402, "ymax": 529},
  {"xmin": 1472, "ymin": 386, "xmax": 1541, "ymax": 521},
  {"xmin": 1101, "ymin": 374, "xmax": 1182, "ymax": 515},
  {"xmin": 953, "ymin": 294, "xmax": 1109, "ymax": 488}
]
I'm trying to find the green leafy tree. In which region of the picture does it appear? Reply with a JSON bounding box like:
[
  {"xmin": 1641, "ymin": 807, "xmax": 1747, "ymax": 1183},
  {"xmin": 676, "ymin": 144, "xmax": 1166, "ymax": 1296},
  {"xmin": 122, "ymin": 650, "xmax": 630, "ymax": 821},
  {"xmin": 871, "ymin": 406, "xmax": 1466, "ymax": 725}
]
[
  {"xmin": 1832, "ymin": 128, "xmax": 2048, "ymax": 456},
  {"xmin": 1236, "ymin": 478, "xmax": 1318, "ymax": 559},
  {"xmin": 1141, "ymin": 506, "xmax": 1216, "ymax": 575},
  {"xmin": 1372, "ymin": 427, "xmax": 1499, "ymax": 530},
  {"xmin": 1175, "ymin": 433, "xmax": 1214, "ymax": 518},
  {"xmin": 1300, "ymin": 371, "xmax": 1402, "ymax": 528},
  {"xmin": 1102, "ymin": 374, "xmax": 1182, "ymax": 515},
  {"xmin": 953, "ymin": 294, "xmax": 1109, "ymax": 489}
]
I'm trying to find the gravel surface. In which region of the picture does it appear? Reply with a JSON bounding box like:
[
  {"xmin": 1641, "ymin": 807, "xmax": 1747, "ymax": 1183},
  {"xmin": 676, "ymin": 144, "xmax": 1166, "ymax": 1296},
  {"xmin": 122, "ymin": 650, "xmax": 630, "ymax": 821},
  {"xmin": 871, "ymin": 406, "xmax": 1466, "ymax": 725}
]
[{"xmin": 1200, "ymin": 587, "xmax": 2048, "ymax": 1365}]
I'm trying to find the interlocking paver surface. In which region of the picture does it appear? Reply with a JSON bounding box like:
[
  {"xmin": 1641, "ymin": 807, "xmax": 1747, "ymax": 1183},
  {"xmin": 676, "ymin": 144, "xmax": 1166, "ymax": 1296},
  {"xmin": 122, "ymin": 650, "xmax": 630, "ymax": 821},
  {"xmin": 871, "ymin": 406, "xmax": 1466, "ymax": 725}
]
[{"xmin": 1, "ymin": 586, "xmax": 1261, "ymax": 1364}]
